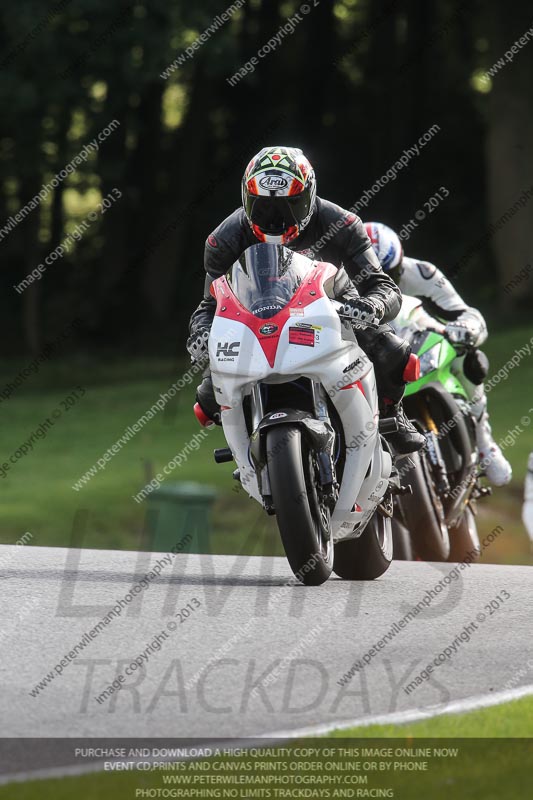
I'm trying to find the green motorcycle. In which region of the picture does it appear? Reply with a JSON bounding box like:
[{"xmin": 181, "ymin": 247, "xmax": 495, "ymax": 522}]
[{"xmin": 391, "ymin": 296, "xmax": 489, "ymax": 562}]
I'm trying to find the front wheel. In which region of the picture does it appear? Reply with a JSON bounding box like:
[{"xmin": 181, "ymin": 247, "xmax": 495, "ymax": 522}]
[
  {"xmin": 447, "ymin": 506, "xmax": 480, "ymax": 562},
  {"xmin": 398, "ymin": 450, "xmax": 450, "ymax": 561},
  {"xmin": 266, "ymin": 425, "xmax": 333, "ymax": 586},
  {"xmin": 333, "ymin": 510, "xmax": 393, "ymax": 580}
]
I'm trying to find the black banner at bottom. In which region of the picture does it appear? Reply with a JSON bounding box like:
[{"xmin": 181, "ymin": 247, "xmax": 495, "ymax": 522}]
[{"xmin": 0, "ymin": 738, "xmax": 532, "ymax": 799}]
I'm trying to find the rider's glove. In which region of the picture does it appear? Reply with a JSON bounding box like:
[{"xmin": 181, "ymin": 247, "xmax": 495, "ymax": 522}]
[
  {"xmin": 186, "ymin": 327, "xmax": 210, "ymax": 364},
  {"xmin": 341, "ymin": 296, "xmax": 385, "ymax": 327},
  {"xmin": 445, "ymin": 309, "xmax": 487, "ymax": 348}
]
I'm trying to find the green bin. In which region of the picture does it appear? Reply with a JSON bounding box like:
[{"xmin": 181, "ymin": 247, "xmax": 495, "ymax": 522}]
[{"xmin": 145, "ymin": 482, "xmax": 217, "ymax": 554}]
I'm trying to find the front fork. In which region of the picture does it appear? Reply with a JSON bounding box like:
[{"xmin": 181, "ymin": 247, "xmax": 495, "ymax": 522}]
[
  {"xmin": 310, "ymin": 382, "xmax": 338, "ymax": 507},
  {"xmin": 250, "ymin": 381, "xmax": 338, "ymax": 511},
  {"xmin": 419, "ymin": 403, "xmax": 450, "ymax": 496},
  {"xmin": 250, "ymin": 383, "xmax": 271, "ymax": 498}
]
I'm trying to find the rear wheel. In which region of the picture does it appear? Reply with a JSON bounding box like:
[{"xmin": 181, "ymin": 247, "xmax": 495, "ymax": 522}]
[
  {"xmin": 266, "ymin": 425, "xmax": 333, "ymax": 585},
  {"xmin": 333, "ymin": 507, "xmax": 393, "ymax": 580},
  {"xmin": 448, "ymin": 506, "xmax": 480, "ymax": 562},
  {"xmin": 399, "ymin": 451, "xmax": 450, "ymax": 561},
  {"xmin": 392, "ymin": 516, "xmax": 414, "ymax": 560}
]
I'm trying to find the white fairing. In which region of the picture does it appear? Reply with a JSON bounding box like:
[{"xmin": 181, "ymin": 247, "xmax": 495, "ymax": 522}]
[
  {"xmin": 391, "ymin": 294, "xmax": 445, "ymax": 340},
  {"xmin": 209, "ymin": 276, "xmax": 392, "ymax": 542}
]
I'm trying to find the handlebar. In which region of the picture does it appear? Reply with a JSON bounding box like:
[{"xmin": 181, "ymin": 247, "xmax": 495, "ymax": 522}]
[{"xmin": 421, "ymin": 325, "xmax": 475, "ymax": 354}]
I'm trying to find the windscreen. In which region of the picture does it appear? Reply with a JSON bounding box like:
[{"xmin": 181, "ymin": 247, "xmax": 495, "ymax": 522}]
[{"xmin": 227, "ymin": 243, "xmax": 313, "ymax": 319}]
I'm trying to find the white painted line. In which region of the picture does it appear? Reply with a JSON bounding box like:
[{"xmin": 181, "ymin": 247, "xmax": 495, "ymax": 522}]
[
  {"xmin": 1, "ymin": 683, "xmax": 533, "ymax": 786},
  {"xmin": 262, "ymin": 682, "xmax": 533, "ymax": 739}
]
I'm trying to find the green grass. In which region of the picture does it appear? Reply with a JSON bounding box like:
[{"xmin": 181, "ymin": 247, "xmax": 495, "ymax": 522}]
[
  {"xmin": 329, "ymin": 693, "xmax": 533, "ymax": 737},
  {"xmin": 0, "ymin": 355, "xmax": 279, "ymax": 553},
  {"xmin": 0, "ymin": 323, "xmax": 532, "ymax": 559},
  {"xmin": 1, "ymin": 698, "xmax": 532, "ymax": 799}
]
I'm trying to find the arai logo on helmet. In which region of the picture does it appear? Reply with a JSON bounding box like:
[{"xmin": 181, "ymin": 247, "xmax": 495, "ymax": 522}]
[
  {"xmin": 269, "ymin": 412, "xmax": 287, "ymax": 420},
  {"xmin": 258, "ymin": 175, "xmax": 289, "ymax": 191},
  {"xmin": 259, "ymin": 323, "xmax": 279, "ymax": 336}
]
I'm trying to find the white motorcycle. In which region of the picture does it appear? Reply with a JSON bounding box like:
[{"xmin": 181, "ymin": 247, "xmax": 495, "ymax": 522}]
[{"xmin": 195, "ymin": 243, "xmax": 406, "ymax": 585}]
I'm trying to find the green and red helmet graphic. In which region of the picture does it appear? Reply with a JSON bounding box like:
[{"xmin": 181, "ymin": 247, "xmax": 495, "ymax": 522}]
[{"xmin": 242, "ymin": 146, "xmax": 317, "ymax": 244}]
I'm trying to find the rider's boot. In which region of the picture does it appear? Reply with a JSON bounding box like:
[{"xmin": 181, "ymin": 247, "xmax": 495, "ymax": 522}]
[
  {"xmin": 475, "ymin": 413, "xmax": 512, "ymax": 486},
  {"xmin": 357, "ymin": 326, "xmax": 425, "ymax": 455},
  {"xmin": 470, "ymin": 388, "xmax": 511, "ymax": 486},
  {"xmin": 381, "ymin": 398, "xmax": 426, "ymax": 455}
]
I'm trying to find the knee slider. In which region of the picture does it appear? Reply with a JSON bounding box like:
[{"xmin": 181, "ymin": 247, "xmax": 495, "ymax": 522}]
[{"xmin": 196, "ymin": 376, "xmax": 221, "ymax": 424}]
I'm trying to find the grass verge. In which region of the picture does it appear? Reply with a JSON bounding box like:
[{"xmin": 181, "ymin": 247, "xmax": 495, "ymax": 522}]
[
  {"xmin": 1, "ymin": 697, "xmax": 532, "ymax": 799},
  {"xmin": 0, "ymin": 323, "xmax": 532, "ymax": 560}
]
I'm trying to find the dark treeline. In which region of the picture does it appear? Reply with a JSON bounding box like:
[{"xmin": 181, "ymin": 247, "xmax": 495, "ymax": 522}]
[{"xmin": 0, "ymin": 0, "xmax": 532, "ymax": 356}]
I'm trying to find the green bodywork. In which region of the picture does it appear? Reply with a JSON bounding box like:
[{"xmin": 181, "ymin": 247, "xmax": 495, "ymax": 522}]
[{"xmin": 404, "ymin": 330, "xmax": 467, "ymax": 399}]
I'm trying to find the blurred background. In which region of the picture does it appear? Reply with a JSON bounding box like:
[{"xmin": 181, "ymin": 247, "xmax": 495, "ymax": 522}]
[{"xmin": 0, "ymin": 0, "xmax": 532, "ymax": 561}]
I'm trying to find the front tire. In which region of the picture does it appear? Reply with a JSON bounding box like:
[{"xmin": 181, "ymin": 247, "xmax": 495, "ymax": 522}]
[
  {"xmin": 447, "ymin": 506, "xmax": 480, "ymax": 562},
  {"xmin": 398, "ymin": 451, "xmax": 450, "ymax": 561},
  {"xmin": 333, "ymin": 510, "xmax": 393, "ymax": 580},
  {"xmin": 266, "ymin": 425, "xmax": 333, "ymax": 586}
]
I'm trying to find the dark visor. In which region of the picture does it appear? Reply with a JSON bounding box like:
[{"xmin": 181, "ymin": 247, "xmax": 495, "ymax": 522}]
[{"xmin": 246, "ymin": 194, "xmax": 311, "ymax": 234}]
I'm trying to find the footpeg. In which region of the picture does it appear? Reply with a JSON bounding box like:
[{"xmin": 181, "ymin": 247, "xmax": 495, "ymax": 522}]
[
  {"xmin": 263, "ymin": 495, "xmax": 275, "ymax": 515},
  {"xmin": 379, "ymin": 418, "xmax": 399, "ymax": 435},
  {"xmin": 398, "ymin": 484, "xmax": 413, "ymax": 495},
  {"xmin": 214, "ymin": 448, "xmax": 233, "ymax": 463},
  {"xmin": 389, "ymin": 482, "xmax": 413, "ymax": 496}
]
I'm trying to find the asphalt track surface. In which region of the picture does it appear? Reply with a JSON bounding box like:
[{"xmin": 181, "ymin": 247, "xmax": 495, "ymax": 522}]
[{"xmin": 1, "ymin": 544, "xmax": 532, "ymax": 777}]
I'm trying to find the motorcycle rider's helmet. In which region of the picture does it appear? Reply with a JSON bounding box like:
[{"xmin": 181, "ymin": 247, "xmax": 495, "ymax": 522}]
[
  {"xmin": 242, "ymin": 146, "xmax": 317, "ymax": 244},
  {"xmin": 364, "ymin": 222, "xmax": 404, "ymax": 284}
]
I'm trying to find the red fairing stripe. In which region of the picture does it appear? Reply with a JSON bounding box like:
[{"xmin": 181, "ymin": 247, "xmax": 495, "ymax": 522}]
[
  {"xmin": 212, "ymin": 263, "xmax": 337, "ymax": 368},
  {"xmin": 340, "ymin": 379, "xmax": 365, "ymax": 396}
]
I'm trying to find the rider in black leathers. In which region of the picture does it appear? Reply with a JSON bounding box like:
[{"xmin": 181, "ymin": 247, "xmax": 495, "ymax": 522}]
[{"xmin": 187, "ymin": 146, "xmax": 424, "ymax": 454}]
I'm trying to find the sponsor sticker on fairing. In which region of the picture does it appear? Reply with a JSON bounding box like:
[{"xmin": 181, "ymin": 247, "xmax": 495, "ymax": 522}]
[
  {"xmin": 259, "ymin": 323, "xmax": 279, "ymax": 336},
  {"xmin": 288, "ymin": 327, "xmax": 315, "ymax": 347}
]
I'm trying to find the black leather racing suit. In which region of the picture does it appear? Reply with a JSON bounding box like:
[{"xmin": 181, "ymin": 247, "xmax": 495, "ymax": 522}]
[{"xmin": 189, "ymin": 198, "xmax": 411, "ymax": 412}]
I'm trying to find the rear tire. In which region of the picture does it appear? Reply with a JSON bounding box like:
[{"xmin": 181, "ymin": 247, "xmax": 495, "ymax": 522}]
[
  {"xmin": 399, "ymin": 451, "xmax": 450, "ymax": 561},
  {"xmin": 333, "ymin": 510, "xmax": 393, "ymax": 580},
  {"xmin": 448, "ymin": 506, "xmax": 480, "ymax": 562},
  {"xmin": 392, "ymin": 517, "xmax": 414, "ymax": 560},
  {"xmin": 266, "ymin": 425, "xmax": 333, "ymax": 586}
]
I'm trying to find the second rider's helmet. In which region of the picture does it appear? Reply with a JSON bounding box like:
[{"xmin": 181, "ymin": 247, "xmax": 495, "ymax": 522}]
[
  {"xmin": 364, "ymin": 221, "xmax": 404, "ymax": 284},
  {"xmin": 242, "ymin": 146, "xmax": 317, "ymax": 245}
]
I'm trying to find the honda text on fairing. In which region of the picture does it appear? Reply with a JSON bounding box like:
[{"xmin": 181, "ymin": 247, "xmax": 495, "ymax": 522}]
[{"xmin": 193, "ymin": 243, "xmax": 414, "ymax": 585}]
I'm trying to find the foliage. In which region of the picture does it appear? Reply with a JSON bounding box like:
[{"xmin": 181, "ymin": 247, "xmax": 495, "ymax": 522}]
[{"xmin": 0, "ymin": 0, "xmax": 531, "ymax": 355}]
